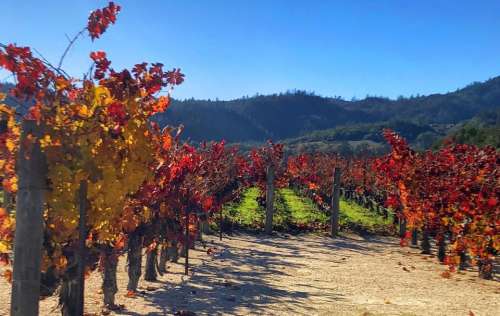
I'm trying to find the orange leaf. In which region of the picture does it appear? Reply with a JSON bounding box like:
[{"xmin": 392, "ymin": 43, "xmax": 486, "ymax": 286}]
[
  {"xmin": 3, "ymin": 269, "xmax": 12, "ymax": 283},
  {"xmin": 162, "ymin": 133, "xmax": 172, "ymax": 151},
  {"xmin": 153, "ymin": 95, "xmax": 170, "ymax": 113},
  {"xmin": 56, "ymin": 76, "xmax": 70, "ymax": 91},
  {"xmin": 125, "ymin": 290, "xmax": 136, "ymax": 298},
  {"xmin": 440, "ymin": 271, "xmax": 451, "ymax": 278},
  {"xmin": 114, "ymin": 234, "xmax": 126, "ymax": 250}
]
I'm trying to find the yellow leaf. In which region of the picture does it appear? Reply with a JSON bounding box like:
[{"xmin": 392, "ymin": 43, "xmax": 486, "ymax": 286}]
[
  {"xmin": 5, "ymin": 139, "xmax": 15, "ymax": 152},
  {"xmin": 39, "ymin": 134, "xmax": 55, "ymax": 148},
  {"xmin": 0, "ymin": 242, "xmax": 9, "ymax": 253},
  {"xmin": 55, "ymin": 77, "xmax": 70, "ymax": 91},
  {"xmin": 78, "ymin": 104, "xmax": 90, "ymax": 118},
  {"xmin": 93, "ymin": 86, "xmax": 111, "ymax": 106}
]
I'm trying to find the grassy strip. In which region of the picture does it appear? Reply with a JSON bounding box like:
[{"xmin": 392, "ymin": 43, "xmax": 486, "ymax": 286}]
[
  {"xmin": 222, "ymin": 187, "xmax": 393, "ymax": 234},
  {"xmin": 223, "ymin": 187, "xmax": 264, "ymax": 228},
  {"xmin": 339, "ymin": 198, "xmax": 394, "ymax": 234},
  {"xmin": 279, "ymin": 188, "xmax": 328, "ymax": 225}
]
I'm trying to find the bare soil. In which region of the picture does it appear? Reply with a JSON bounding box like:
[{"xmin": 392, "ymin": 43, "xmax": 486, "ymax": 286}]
[{"xmin": 0, "ymin": 233, "xmax": 498, "ymax": 316}]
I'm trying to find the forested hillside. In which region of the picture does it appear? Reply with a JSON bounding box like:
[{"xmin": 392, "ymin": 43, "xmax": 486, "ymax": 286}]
[
  {"xmin": 153, "ymin": 77, "xmax": 500, "ymax": 144},
  {"xmin": 438, "ymin": 108, "xmax": 500, "ymax": 148}
]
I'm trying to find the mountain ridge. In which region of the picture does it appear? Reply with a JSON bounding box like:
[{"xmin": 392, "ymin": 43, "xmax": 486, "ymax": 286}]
[{"xmin": 154, "ymin": 76, "xmax": 500, "ymax": 143}]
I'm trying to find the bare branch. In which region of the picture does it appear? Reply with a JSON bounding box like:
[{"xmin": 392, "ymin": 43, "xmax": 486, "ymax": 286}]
[
  {"xmin": 57, "ymin": 28, "xmax": 86, "ymax": 70},
  {"xmin": 32, "ymin": 47, "xmax": 70, "ymax": 78}
]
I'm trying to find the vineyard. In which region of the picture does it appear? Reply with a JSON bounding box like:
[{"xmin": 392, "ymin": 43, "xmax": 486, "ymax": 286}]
[{"xmin": 0, "ymin": 2, "xmax": 498, "ymax": 316}]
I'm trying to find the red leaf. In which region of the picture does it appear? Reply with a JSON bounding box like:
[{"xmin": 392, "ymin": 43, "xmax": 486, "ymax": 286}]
[
  {"xmin": 166, "ymin": 68, "xmax": 185, "ymax": 85},
  {"xmin": 87, "ymin": 2, "xmax": 121, "ymax": 40}
]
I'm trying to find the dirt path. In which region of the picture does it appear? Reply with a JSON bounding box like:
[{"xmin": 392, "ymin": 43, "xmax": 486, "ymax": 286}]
[{"xmin": 0, "ymin": 233, "xmax": 498, "ymax": 315}]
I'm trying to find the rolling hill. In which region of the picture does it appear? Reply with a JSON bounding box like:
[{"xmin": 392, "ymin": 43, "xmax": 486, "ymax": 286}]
[{"xmin": 154, "ymin": 76, "xmax": 500, "ymax": 144}]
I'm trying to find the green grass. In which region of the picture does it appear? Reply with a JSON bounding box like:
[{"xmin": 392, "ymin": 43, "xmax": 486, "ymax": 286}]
[
  {"xmin": 339, "ymin": 198, "xmax": 394, "ymax": 232},
  {"xmin": 279, "ymin": 188, "xmax": 328, "ymax": 225},
  {"xmin": 223, "ymin": 187, "xmax": 264, "ymax": 227},
  {"xmin": 223, "ymin": 187, "xmax": 393, "ymax": 234}
]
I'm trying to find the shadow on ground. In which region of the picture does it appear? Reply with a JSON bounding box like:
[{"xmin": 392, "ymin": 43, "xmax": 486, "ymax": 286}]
[{"xmin": 114, "ymin": 233, "xmax": 395, "ymax": 315}]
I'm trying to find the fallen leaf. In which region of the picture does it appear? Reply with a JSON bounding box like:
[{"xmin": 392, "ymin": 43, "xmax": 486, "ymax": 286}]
[
  {"xmin": 441, "ymin": 271, "xmax": 452, "ymax": 278},
  {"xmin": 125, "ymin": 290, "xmax": 136, "ymax": 298}
]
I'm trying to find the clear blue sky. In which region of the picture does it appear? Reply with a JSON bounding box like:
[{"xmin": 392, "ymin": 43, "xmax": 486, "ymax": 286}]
[{"xmin": 2, "ymin": 0, "xmax": 500, "ymax": 100}]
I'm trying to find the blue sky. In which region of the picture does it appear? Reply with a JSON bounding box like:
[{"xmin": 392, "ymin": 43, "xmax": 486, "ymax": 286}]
[{"xmin": 2, "ymin": 0, "xmax": 500, "ymax": 100}]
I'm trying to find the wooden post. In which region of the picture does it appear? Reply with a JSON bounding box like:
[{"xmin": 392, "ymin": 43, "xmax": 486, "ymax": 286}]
[
  {"xmin": 11, "ymin": 120, "xmax": 47, "ymax": 316},
  {"xmin": 399, "ymin": 217, "xmax": 407, "ymax": 238},
  {"xmin": 197, "ymin": 220, "xmax": 203, "ymax": 242},
  {"xmin": 184, "ymin": 209, "xmax": 190, "ymax": 276},
  {"xmin": 219, "ymin": 207, "xmax": 223, "ymax": 241},
  {"xmin": 198, "ymin": 211, "xmax": 210, "ymax": 240},
  {"xmin": 75, "ymin": 180, "xmax": 87, "ymax": 316},
  {"xmin": 331, "ymin": 168, "xmax": 341, "ymax": 238},
  {"xmin": 264, "ymin": 164, "xmax": 275, "ymax": 235}
]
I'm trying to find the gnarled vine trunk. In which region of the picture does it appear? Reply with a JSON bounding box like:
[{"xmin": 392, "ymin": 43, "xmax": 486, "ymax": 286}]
[
  {"xmin": 421, "ymin": 226, "xmax": 431, "ymax": 255},
  {"xmin": 127, "ymin": 231, "xmax": 142, "ymax": 292},
  {"xmin": 478, "ymin": 242, "xmax": 494, "ymax": 279},
  {"xmin": 158, "ymin": 243, "xmax": 168, "ymax": 274},
  {"xmin": 478, "ymin": 258, "xmax": 493, "ymax": 280},
  {"xmin": 411, "ymin": 229, "xmax": 418, "ymax": 246},
  {"xmin": 201, "ymin": 219, "xmax": 210, "ymax": 235},
  {"xmin": 59, "ymin": 256, "xmax": 79, "ymax": 316},
  {"xmin": 399, "ymin": 218, "xmax": 407, "ymax": 239},
  {"xmin": 40, "ymin": 267, "xmax": 60, "ymax": 298},
  {"xmin": 180, "ymin": 244, "xmax": 187, "ymax": 257},
  {"xmin": 101, "ymin": 248, "xmax": 118, "ymax": 307},
  {"xmin": 437, "ymin": 234, "xmax": 446, "ymax": 263},
  {"xmin": 167, "ymin": 240, "xmax": 179, "ymax": 263},
  {"xmin": 459, "ymin": 251, "xmax": 468, "ymax": 270},
  {"xmin": 144, "ymin": 244, "xmax": 158, "ymax": 281}
]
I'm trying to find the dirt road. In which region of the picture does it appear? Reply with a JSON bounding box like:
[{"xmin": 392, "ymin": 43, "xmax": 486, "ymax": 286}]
[{"xmin": 0, "ymin": 233, "xmax": 498, "ymax": 315}]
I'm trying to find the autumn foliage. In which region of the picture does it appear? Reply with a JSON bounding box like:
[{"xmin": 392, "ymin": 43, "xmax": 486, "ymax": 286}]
[
  {"xmin": 287, "ymin": 129, "xmax": 498, "ymax": 277},
  {"xmin": 0, "ymin": 2, "xmax": 498, "ymax": 314},
  {"xmin": 374, "ymin": 129, "xmax": 498, "ymax": 275}
]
